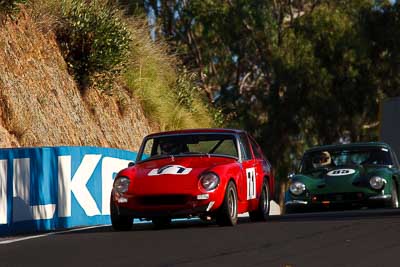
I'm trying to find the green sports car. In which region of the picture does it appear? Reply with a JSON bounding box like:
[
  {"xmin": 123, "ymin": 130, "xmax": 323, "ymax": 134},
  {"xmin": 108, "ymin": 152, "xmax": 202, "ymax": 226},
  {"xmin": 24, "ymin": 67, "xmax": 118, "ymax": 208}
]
[{"xmin": 284, "ymin": 142, "xmax": 400, "ymax": 213}]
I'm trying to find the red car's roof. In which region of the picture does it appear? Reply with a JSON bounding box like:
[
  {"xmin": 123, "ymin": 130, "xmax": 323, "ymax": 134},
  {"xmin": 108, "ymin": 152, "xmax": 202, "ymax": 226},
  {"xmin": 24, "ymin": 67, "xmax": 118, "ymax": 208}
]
[{"xmin": 146, "ymin": 128, "xmax": 246, "ymax": 138}]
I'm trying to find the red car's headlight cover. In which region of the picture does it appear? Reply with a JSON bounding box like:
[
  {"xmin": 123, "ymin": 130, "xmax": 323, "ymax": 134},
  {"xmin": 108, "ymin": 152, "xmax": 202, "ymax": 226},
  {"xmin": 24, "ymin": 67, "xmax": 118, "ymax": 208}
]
[
  {"xmin": 113, "ymin": 176, "xmax": 130, "ymax": 194},
  {"xmin": 199, "ymin": 172, "xmax": 220, "ymax": 191}
]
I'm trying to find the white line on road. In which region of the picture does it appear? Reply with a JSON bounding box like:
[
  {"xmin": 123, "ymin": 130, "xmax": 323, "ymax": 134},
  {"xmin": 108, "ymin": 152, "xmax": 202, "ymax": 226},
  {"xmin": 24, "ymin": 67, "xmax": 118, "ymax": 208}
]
[{"xmin": 0, "ymin": 225, "xmax": 109, "ymax": 245}]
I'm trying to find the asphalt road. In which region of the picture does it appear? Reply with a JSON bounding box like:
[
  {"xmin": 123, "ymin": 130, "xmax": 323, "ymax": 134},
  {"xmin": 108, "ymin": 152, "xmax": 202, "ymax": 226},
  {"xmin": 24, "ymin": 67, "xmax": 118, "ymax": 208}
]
[{"xmin": 1, "ymin": 209, "xmax": 400, "ymax": 267}]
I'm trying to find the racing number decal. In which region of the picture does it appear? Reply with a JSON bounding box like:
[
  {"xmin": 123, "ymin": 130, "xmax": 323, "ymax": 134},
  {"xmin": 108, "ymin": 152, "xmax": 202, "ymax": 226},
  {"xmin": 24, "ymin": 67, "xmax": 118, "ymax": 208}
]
[
  {"xmin": 148, "ymin": 165, "xmax": 192, "ymax": 176},
  {"xmin": 246, "ymin": 168, "xmax": 256, "ymax": 200},
  {"xmin": 327, "ymin": 169, "xmax": 356, "ymax": 176}
]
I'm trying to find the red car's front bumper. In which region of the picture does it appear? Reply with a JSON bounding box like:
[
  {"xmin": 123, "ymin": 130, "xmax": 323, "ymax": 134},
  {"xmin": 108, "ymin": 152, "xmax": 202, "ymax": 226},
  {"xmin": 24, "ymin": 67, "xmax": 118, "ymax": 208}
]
[{"xmin": 111, "ymin": 191, "xmax": 222, "ymax": 219}]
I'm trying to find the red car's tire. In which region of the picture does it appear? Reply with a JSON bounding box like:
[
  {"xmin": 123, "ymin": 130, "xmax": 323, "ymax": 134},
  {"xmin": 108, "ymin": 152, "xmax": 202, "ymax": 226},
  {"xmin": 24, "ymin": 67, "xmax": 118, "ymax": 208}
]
[
  {"xmin": 249, "ymin": 181, "xmax": 270, "ymax": 221},
  {"xmin": 111, "ymin": 203, "xmax": 133, "ymax": 231},
  {"xmin": 216, "ymin": 181, "xmax": 238, "ymax": 226}
]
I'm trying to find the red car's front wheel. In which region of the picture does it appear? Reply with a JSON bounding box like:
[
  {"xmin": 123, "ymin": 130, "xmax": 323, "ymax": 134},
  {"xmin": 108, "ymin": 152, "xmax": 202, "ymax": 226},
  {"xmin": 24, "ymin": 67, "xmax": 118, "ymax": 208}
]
[
  {"xmin": 110, "ymin": 202, "xmax": 133, "ymax": 231},
  {"xmin": 216, "ymin": 181, "xmax": 238, "ymax": 226}
]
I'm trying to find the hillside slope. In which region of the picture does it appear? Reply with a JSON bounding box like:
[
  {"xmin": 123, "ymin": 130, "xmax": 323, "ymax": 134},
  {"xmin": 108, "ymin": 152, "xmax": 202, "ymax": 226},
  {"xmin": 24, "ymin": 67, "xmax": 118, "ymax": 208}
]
[{"xmin": 0, "ymin": 13, "xmax": 152, "ymax": 150}]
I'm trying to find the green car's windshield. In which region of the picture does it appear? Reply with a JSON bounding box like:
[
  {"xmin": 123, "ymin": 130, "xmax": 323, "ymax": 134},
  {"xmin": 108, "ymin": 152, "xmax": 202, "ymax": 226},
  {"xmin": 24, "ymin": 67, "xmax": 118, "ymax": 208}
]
[
  {"xmin": 300, "ymin": 147, "xmax": 393, "ymax": 174},
  {"xmin": 138, "ymin": 133, "xmax": 239, "ymax": 161}
]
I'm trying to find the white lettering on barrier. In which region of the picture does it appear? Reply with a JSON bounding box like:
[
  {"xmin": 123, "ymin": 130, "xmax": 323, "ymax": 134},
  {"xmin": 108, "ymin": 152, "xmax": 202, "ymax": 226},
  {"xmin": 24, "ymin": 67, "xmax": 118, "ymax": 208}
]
[
  {"xmin": 58, "ymin": 156, "xmax": 70, "ymax": 218},
  {"xmin": 12, "ymin": 158, "xmax": 56, "ymax": 222},
  {"xmin": 0, "ymin": 153, "xmax": 130, "ymax": 225},
  {"xmin": 101, "ymin": 157, "xmax": 132, "ymax": 215},
  {"xmin": 31, "ymin": 204, "xmax": 56, "ymax": 220},
  {"xmin": 58, "ymin": 155, "xmax": 102, "ymax": 217},
  {"xmin": 0, "ymin": 160, "xmax": 7, "ymax": 224}
]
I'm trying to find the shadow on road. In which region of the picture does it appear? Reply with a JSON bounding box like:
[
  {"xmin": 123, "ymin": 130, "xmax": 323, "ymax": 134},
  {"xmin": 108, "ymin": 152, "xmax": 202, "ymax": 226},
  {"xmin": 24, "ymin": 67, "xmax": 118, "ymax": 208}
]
[
  {"xmin": 270, "ymin": 207, "xmax": 400, "ymax": 222},
  {"xmin": 57, "ymin": 208, "xmax": 400, "ymax": 235}
]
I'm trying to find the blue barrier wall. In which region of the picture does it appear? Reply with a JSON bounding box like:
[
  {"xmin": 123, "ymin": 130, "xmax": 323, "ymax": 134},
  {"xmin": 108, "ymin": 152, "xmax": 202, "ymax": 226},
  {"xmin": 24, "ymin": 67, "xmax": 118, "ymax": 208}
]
[{"xmin": 0, "ymin": 146, "xmax": 137, "ymax": 236}]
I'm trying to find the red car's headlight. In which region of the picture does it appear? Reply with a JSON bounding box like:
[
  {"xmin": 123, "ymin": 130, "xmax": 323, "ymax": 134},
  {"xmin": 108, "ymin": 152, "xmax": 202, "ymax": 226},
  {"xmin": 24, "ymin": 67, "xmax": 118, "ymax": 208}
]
[
  {"xmin": 113, "ymin": 176, "xmax": 130, "ymax": 194},
  {"xmin": 199, "ymin": 172, "xmax": 220, "ymax": 191}
]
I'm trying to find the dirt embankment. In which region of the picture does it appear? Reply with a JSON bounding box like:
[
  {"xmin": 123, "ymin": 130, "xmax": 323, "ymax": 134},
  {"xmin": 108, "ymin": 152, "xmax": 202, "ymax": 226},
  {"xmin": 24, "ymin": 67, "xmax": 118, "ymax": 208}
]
[{"xmin": 0, "ymin": 14, "xmax": 153, "ymax": 150}]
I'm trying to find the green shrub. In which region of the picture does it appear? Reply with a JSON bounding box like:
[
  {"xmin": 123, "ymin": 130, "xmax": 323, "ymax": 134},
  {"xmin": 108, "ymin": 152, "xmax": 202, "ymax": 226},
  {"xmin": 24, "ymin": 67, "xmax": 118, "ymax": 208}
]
[
  {"xmin": 0, "ymin": 0, "xmax": 27, "ymax": 20},
  {"xmin": 175, "ymin": 68, "xmax": 200, "ymax": 114},
  {"xmin": 174, "ymin": 68, "xmax": 225, "ymax": 128},
  {"xmin": 57, "ymin": 0, "xmax": 131, "ymax": 90},
  {"xmin": 209, "ymin": 106, "xmax": 226, "ymax": 127}
]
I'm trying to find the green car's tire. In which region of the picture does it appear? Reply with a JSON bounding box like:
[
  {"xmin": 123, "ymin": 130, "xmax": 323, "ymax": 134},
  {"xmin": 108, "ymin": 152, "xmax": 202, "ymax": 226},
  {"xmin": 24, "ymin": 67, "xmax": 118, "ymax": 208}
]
[
  {"xmin": 111, "ymin": 203, "xmax": 133, "ymax": 231},
  {"xmin": 391, "ymin": 181, "xmax": 399, "ymax": 209},
  {"xmin": 216, "ymin": 181, "xmax": 238, "ymax": 226},
  {"xmin": 249, "ymin": 182, "xmax": 270, "ymax": 221}
]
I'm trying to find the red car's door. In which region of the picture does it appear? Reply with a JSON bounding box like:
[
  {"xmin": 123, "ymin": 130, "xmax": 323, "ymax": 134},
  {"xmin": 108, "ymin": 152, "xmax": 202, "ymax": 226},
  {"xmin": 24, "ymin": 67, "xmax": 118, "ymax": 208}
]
[
  {"xmin": 237, "ymin": 133, "xmax": 258, "ymax": 207},
  {"xmin": 249, "ymin": 136, "xmax": 274, "ymax": 198}
]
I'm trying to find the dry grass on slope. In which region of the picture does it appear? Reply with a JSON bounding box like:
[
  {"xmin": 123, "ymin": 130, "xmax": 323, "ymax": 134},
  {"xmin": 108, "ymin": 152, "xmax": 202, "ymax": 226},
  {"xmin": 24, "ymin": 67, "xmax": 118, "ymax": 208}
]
[
  {"xmin": 0, "ymin": 1, "xmax": 217, "ymax": 151},
  {"xmin": 0, "ymin": 12, "xmax": 152, "ymax": 150}
]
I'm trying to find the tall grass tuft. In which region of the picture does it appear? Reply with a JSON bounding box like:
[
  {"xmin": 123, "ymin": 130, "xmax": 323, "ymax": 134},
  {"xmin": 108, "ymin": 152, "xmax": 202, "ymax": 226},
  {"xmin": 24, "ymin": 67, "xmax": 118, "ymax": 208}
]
[
  {"xmin": 27, "ymin": 0, "xmax": 63, "ymax": 33},
  {"xmin": 123, "ymin": 18, "xmax": 216, "ymax": 130}
]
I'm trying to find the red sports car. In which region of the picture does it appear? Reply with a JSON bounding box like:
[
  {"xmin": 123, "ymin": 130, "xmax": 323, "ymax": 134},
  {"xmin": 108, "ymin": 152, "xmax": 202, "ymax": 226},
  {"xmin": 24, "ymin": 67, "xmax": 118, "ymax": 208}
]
[{"xmin": 110, "ymin": 128, "xmax": 275, "ymax": 229}]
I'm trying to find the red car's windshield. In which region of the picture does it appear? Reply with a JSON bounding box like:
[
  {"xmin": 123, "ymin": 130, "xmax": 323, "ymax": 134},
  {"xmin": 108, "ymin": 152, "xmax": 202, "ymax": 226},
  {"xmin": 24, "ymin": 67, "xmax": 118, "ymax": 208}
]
[{"xmin": 138, "ymin": 134, "xmax": 238, "ymax": 161}]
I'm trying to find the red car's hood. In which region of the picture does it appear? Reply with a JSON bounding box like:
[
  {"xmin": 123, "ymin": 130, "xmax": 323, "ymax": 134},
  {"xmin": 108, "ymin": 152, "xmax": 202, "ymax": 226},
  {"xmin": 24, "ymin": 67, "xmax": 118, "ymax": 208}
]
[{"xmin": 129, "ymin": 156, "xmax": 236, "ymax": 195}]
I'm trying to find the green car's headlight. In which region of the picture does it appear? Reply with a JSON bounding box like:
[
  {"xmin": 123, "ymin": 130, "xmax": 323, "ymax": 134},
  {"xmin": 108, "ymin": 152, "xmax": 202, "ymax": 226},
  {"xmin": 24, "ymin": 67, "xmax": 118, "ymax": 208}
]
[
  {"xmin": 289, "ymin": 181, "xmax": 306, "ymax": 195},
  {"xmin": 369, "ymin": 176, "xmax": 386, "ymax": 190},
  {"xmin": 113, "ymin": 176, "xmax": 130, "ymax": 194}
]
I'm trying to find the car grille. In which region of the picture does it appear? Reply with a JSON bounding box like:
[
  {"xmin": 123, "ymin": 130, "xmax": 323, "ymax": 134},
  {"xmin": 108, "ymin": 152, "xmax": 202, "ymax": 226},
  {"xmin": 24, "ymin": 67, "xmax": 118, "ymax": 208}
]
[
  {"xmin": 136, "ymin": 195, "xmax": 190, "ymax": 206},
  {"xmin": 312, "ymin": 192, "xmax": 364, "ymax": 202}
]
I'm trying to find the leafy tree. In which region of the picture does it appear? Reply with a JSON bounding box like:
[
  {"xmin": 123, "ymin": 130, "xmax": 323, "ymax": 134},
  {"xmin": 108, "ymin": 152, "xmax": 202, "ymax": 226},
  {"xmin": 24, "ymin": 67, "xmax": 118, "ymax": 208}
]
[
  {"xmin": 365, "ymin": 1, "xmax": 400, "ymax": 97},
  {"xmin": 121, "ymin": 0, "xmax": 400, "ymax": 188}
]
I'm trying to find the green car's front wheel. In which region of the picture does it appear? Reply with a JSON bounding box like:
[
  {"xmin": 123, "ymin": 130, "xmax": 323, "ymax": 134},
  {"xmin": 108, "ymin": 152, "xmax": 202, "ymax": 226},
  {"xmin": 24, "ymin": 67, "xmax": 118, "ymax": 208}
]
[{"xmin": 391, "ymin": 181, "xmax": 399, "ymax": 208}]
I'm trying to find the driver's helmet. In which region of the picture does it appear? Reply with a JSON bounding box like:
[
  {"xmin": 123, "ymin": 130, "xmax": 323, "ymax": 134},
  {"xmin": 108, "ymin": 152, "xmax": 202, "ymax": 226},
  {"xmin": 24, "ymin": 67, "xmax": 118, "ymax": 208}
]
[
  {"xmin": 160, "ymin": 142, "xmax": 186, "ymax": 155},
  {"xmin": 312, "ymin": 151, "xmax": 332, "ymax": 168}
]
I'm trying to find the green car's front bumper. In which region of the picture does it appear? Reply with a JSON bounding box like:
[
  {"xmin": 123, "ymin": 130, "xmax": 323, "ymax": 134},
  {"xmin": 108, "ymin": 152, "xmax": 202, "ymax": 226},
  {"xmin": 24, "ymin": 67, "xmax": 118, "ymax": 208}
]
[{"xmin": 284, "ymin": 191, "xmax": 392, "ymax": 213}]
